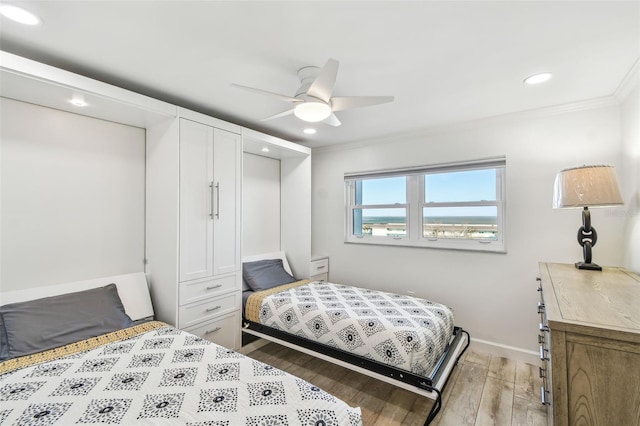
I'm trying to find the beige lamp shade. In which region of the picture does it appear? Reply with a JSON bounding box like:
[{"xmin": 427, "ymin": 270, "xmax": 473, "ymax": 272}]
[{"xmin": 553, "ymin": 165, "xmax": 623, "ymax": 208}]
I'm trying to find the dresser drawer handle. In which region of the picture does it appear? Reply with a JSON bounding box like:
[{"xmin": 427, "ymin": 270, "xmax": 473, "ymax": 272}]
[
  {"xmin": 539, "ymin": 345, "xmax": 549, "ymax": 361},
  {"xmin": 539, "ymin": 366, "xmax": 546, "ymax": 379},
  {"xmin": 206, "ymin": 284, "xmax": 223, "ymax": 290},
  {"xmin": 315, "ymin": 265, "xmax": 326, "ymax": 269},
  {"xmin": 539, "ymin": 323, "xmax": 549, "ymax": 333},
  {"xmin": 540, "ymin": 386, "xmax": 550, "ymax": 405},
  {"xmin": 206, "ymin": 305, "xmax": 222, "ymax": 312},
  {"xmin": 205, "ymin": 327, "xmax": 222, "ymax": 335}
]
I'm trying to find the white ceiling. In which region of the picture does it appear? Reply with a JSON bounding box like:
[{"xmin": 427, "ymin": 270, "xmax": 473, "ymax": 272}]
[{"xmin": 1, "ymin": 1, "xmax": 638, "ymax": 148}]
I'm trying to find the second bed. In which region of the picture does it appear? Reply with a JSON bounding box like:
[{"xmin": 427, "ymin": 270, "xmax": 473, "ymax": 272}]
[{"xmin": 241, "ymin": 252, "xmax": 469, "ymax": 424}]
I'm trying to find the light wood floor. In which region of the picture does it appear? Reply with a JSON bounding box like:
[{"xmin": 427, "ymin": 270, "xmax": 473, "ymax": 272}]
[{"xmin": 247, "ymin": 342, "xmax": 547, "ymax": 426}]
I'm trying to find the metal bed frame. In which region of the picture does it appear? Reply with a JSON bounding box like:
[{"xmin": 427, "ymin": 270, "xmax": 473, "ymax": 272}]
[{"xmin": 243, "ymin": 319, "xmax": 470, "ymax": 425}]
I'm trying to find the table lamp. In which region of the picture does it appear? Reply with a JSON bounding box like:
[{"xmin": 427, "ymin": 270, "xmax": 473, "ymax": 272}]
[{"xmin": 553, "ymin": 165, "xmax": 623, "ymax": 271}]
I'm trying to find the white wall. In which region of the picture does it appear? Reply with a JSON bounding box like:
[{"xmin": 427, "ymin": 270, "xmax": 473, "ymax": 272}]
[
  {"xmin": 242, "ymin": 152, "xmax": 281, "ymax": 256},
  {"xmin": 312, "ymin": 105, "xmax": 625, "ymax": 356},
  {"xmin": 1, "ymin": 98, "xmax": 145, "ymax": 291},
  {"xmin": 620, "ymin": 84, "xmax": 640, "ymax": 272}
]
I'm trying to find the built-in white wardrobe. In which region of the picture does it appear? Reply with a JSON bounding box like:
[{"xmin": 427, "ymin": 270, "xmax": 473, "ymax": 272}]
[
  {"xmin": 146, "ymin": 109, "xmax": 242, "ymax": 350},
  {"xmin": 0, "ymin": 51, "xmax": 312, "ymax": 353}
]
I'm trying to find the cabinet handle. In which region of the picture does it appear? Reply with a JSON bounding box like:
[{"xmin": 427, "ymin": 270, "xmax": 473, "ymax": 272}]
[
  {"xmin": 205, "ymin": 327, "xmax": 222, "ymax": 335},
  {"xmin": 539, "ymin": 345, "xmax": 549, "ymax": 361},
  {"xmin": 316, "ymin": 265, "xmax": 326, "ymax": 269},
  {"xmin": 539, "ymin": 323, "xmax": 549, "ymax": 333},
  {"xmin": 540, "ymin": 386, "xmax": 550, "ymax": 405},
  {"xmin": 215, "ymin": 182, "xmax": 220, "ymax": 219},
  {"xmin": 209, "ymin": 182, "xmax": 215, "ymax": 219},
  {"xmin": 206, "ymin": 305, "xmax": 222, "ymax": 312},
  {"xmin": 206, "ymin": 284, "xmax": 222, "ymax": 290},
  {"xmin": 539, "ymin": 366, "xmax": 546, "ymax": 379},
  {"xmin": 537, "ymin": 301, "xmax": 545, "ymax": 314},
  {"xmin": 538, "ymin": 334, "xmax": 545, "ymax": 344}
]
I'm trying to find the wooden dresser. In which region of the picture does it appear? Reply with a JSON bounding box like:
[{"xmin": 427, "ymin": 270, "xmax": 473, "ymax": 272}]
[{"xmin": 537, "ymin": 262, "xmax": 640, "ymax": 426}]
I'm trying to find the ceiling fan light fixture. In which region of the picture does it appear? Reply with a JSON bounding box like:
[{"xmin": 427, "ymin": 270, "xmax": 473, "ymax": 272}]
[{"xmin": 294, "ymin": 101, "xmax": 332, "ymax": 122}]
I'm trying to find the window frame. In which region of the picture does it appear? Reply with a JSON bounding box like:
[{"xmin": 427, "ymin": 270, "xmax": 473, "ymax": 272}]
[{"xmin": 344, "ymin": 157, "xmax": 506, "ymax": 253}]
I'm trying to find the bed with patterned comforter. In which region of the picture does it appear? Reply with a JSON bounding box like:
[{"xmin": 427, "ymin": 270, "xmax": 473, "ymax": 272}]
[
  {"xmin": 0, "ymin": 321, "xmax": 362, "ymax": 425},
  {"xmin": 244, "ymin": 280, "xmax": 455, "ymax": 378}
]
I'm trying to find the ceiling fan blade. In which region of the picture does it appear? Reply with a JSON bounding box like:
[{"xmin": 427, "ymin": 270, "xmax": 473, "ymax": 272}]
[
  {"xmin": 231, "ymin": 83, "xmax": 300, "ymax": 103},
  {"xmin": 260, "ymin": 108, "xmax": 295, "ymax": 122},
  {"xmin": 331, "ymin": 95, "xmax": 394, "ymax": 112},
  {"xmin": 323, "ymin": 113, "xmax": 341, "ymax": 127},
  {"xmin": 306, "ymin": 58, "xmax": 339, "ymax": 103}
]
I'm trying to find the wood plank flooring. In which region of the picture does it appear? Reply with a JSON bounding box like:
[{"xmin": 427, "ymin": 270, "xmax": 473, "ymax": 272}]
[{"xmin": 247, "ymin": 342, "xmax": 547, "ymax": 426}]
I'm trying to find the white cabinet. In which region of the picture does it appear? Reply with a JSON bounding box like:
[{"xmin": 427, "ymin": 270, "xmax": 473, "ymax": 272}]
[
  {"xmin": 310, "ymin": 256, "xmax": 329, "ymax": 282},
  {"xmin": 146, "ymin": 110, "xmax": 242, "ymax": 350},
  {"xmin": 178, "ymin": 120, "xmax": 240, "ymax": 281}
]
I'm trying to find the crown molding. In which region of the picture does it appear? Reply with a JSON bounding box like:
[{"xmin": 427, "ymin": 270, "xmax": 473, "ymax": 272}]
[
  {"xmin": 614, "ymin": 57, "xmax": 640, "ymax": 103},
  {"xmin": 314, "ymin": 96, "xmax": 620, "ymax": 155}
]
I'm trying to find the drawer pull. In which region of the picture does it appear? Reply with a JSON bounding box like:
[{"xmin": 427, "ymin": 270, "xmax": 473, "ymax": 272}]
[
  {"xmin": 206, "ymin": 306, "xmax": 222, "ymax": 312},
  {"xmin": 205, "ymin": 327, "xmax": 222, "ymax": 335},
  {"xmin": 541, "ymin": 386, "xmax": 550, "ymax": 405},
  {"xmin": 206, "ymin": 284, "xmax": 223, "ymax": 290},
  {"xmin": 539, "ymin": 323, "xmax": 549, "ymax": 333},
  {"xmin": 539, "ymin": 366, "xmax": 546, "ymax": 379},
  {"xmin": 316, "ymin": 265, "xmax": 326, "ymax": 269},
  {"xmin": 539, "ymin": 345, "xmax": 549, "ymax": 361}
]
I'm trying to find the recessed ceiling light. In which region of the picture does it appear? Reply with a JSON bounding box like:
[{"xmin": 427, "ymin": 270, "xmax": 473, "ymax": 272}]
[
  {"xmin": 303, "ymin": 128, "xmax": 317, "ymax": 135},
  {"xmin": 69, "ymin": 95, "xmax": 88, "ymax": 107},
  {"xmin": 524, "ymin": 72, "xmax": 552, "ymax": 85},
  {"xmin": 0, "ymin": 4, "xmax": 41, "ymax": 25},
  {"xmin": 261, "ymin": 147, "xmax": 270, "ymax": 153}
]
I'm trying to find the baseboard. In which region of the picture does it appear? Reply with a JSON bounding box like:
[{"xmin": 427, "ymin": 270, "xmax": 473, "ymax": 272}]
[
  {"xmin": 470, "ymin": 338, "xmax": 540, "ymax": 366},
  {"xmin": 240, "ymin": 337, "xmax": 269, "ymax": 355}
]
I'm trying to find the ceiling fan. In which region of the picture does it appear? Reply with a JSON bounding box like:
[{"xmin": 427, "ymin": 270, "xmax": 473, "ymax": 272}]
[{"xmin": 232, "ymin": 59, "xmax": 394, "ymax": 127}]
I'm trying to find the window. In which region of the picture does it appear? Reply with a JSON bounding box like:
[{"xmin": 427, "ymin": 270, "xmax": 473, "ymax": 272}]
[{"xmin": 345, "ymin": 157, "xmax": 506, "ymax": 252}]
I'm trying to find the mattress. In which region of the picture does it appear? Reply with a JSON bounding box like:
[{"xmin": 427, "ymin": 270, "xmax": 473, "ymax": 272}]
[
  {"xmin": 0, "ymin": 321, "xmax": 362, "ymax": 425},
  {"xmin": 245, "ymin": 280, "xmax": 455, "ymax": 377}
]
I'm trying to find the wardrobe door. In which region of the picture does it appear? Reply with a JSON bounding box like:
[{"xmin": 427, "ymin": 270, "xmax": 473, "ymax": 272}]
[
  {"xmin": 179, "ymin": 119, "xmax": 214, "ymax": 282},
  {"xmin": 212, "ymin": 128, "xmax": 241, "ymax": 276}
]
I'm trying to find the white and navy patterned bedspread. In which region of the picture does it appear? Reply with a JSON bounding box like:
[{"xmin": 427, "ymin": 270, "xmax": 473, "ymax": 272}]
[
  {"xmin": 258, "ymin": 282, "xmax": 455, "ymax": 377},
  {"xmin": 0, "ymin": 324, "xmax": 362, "ymax": 425}
]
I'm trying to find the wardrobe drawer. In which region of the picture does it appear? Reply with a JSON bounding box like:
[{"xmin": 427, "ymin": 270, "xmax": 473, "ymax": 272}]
[
  {"xmin": 178, "ymin": 293, "xmax": 238, "ymax": 328},
  {"xmin": 179, "ymin": 275, "xmax": 237, "ymax": 306},
  {"xmin": 183, "ymin": 310, "xmax": 240, "ymax": 350}
]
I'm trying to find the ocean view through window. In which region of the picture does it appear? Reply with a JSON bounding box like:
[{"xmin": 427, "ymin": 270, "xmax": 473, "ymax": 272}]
[{"xmin": 345, "ymin": 157, "xmax": 506, "ymax": 252}]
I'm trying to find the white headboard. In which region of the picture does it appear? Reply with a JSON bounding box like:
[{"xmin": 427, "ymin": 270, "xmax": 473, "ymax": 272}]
[
  {"xmin": 0, "ymin": 272, "xmax": 154, "ymax": 322},
  {"xmin": 242, "ymin": 251, "xmax": 293, "ymax": 275}
]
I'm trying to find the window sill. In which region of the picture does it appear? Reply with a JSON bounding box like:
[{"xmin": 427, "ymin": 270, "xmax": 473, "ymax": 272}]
[{"xmin": 345, "ymin": 236, "xmax": 506, "ymax": 253}]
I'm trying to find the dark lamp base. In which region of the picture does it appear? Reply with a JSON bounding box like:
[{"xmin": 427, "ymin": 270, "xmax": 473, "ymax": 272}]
[{"xmin": 575, "ymin": 261, "xmax": 602, "ymax": 271}]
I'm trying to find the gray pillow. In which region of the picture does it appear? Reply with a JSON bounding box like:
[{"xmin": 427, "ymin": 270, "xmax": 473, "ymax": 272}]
[
  {"xmin": 0, "ymin": 284, "xmax": 133, "ymax": 360},
  {"xmin": 243, "ymin": 259, "xmax": 296, "ymax": 292}
]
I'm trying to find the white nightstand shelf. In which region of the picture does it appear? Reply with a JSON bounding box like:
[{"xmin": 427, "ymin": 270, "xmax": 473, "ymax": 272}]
[{"xmin": 310, "ymin": 256, "xmax": 329, "ymax": 282}]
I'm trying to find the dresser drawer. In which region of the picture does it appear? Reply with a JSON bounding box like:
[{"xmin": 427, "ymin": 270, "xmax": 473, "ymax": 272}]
[
  {"xmin": 183, "ymin": 310, "xmax": 240, "ymax": 350},
  {"xmin": 178, "ymin": 292, "xmax": 239, "ymax": 328},
  {"xmin": 179, "ymin": 275, "xmax": 237, "ymax": 306},
  {"xmin": 310, "ymin": 258, "xmax": 329, "ymax": 277}
]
